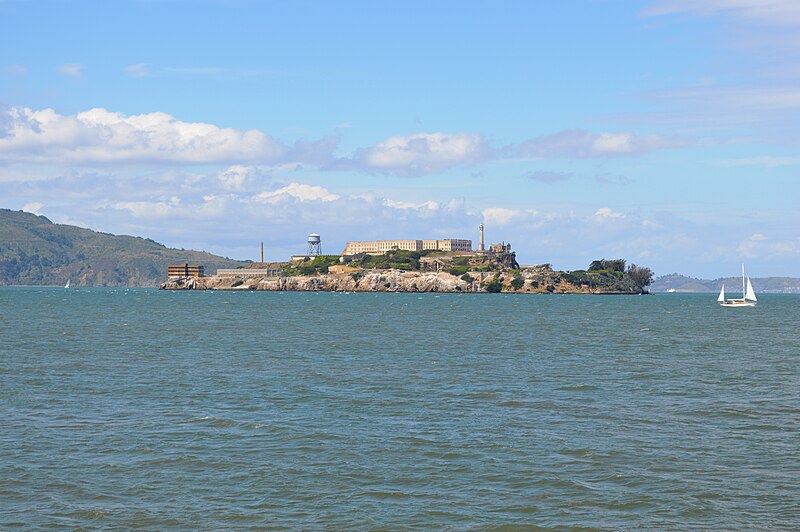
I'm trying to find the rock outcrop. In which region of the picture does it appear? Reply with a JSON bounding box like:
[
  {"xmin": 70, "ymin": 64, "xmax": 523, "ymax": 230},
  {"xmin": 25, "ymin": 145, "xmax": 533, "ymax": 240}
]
[{"xmin": 160, "ymin": 267, "xmax": 646, "ymax": 294}]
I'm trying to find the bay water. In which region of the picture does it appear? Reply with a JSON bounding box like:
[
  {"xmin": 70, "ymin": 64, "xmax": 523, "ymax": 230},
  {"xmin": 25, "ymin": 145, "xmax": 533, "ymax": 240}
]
[{"xmin": 2, "ymin": 288, "xmax": 799, "ymax": 529}]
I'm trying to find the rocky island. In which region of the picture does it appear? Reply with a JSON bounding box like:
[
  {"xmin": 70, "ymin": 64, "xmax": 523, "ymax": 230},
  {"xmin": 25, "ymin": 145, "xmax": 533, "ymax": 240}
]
[{"xmin": 161, "ymin": 252, "xmax": 653, "ymax": 294}]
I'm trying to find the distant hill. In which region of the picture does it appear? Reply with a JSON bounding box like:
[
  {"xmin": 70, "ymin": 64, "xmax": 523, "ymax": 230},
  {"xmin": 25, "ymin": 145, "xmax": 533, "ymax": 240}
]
[
  {"xmin": 651, "ymin": 273, "xmax": 800, "ymax": 294},
  {"xmin": 0, "ymin": 209, "xmax": 246, "ymax": 287}
]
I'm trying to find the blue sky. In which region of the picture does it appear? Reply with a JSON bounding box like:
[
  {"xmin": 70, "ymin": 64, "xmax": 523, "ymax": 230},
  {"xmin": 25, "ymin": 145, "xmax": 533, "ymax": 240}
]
[{"xmin": 2, "ymin": 0, "xmax": 800, "ymax": 277}]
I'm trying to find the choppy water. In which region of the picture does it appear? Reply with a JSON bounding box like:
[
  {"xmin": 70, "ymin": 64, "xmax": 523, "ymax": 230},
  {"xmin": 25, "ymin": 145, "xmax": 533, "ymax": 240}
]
[{"xmin": 1, "ymin": 288, "xmax": 799, "ymax": 529}]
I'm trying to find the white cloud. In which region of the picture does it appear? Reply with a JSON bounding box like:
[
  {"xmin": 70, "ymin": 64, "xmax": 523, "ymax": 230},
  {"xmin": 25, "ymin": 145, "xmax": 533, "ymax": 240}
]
[
  {"xmin": 357, "ymin": 132, "xmax": 489, "ymax": 176},
  {"xmin": 383, "ymin": 199, "xmax": 439, "ymax": 210},
  {"xmin": 592, "ymin": 133, "xmax": 633, "ymax": 153},
  {"xmin": 254, "ymin": 183, "xmax": 340, "ymax": 204},
  {"xmin": 0, "ymin": 107, "xmax": 287, "ymax": 165},
  {"xmin": 593, "ymin": 207, "xmax": 625, "ymax": 220},
  {"xmin": 513, "ymin": 129, "xmax": 679, "ymax": 158},
  {"xmin": 58, "ymin": 63, "xmax": 84, "ymax": 78},
  {"xmin": 217, "ymin": 165, "xmax": 262, "ymax": 190},
  {"xmin": 22, "ymin": 202, "xmax": 44, "ymax": 215},
  {"xmin": 737, "ymin": 233, "xmax": 799, "ymax": 258},
  {"xmin": 482, "ymin": 207, "xmax": 521, "ymax": 226}
]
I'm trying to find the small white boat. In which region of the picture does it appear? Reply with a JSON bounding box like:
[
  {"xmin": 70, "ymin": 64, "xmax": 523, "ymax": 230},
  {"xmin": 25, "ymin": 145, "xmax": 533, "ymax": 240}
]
[
  {"xmin": 718, "ymin": 264, "xmax": 756, "ymax": 307},
  {"xmin": 64, "ymin": 279, "xmax": 71, "ymax": 289},
  {"xmin": 667, "ymin": 288, "xmax": 677, "ymax": 293}
]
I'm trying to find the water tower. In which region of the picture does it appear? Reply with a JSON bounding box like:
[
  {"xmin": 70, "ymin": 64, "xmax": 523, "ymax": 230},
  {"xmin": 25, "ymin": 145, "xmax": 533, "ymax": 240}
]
[{"xmin": 307, "ymin": 233, "xmax": 322, "ymax": 256}]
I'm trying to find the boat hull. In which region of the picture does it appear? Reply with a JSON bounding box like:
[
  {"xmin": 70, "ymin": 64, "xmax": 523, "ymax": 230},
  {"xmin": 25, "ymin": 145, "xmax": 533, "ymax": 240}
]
[{"xmin": 719, "ymin": 300, "xmax": 756, "ymax": 307}]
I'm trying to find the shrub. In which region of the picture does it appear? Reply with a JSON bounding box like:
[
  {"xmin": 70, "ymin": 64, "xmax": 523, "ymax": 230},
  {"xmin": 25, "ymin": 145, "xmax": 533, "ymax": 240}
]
[
  {"xmin": 231, "ymin": 279, "xmax": 244, "ymax": 287},
  {"xmin": 510, "ymin": 275, "xmax": 524, "ymax": 290},
  {"xmin": 485, "ymin": 274, "xmax": 503, "ymax": 293},
  {"xmin": 545, "ymin": 284, "xmax": 555, "ymax": 292},
  {"xmin": 447, "ymin": 265, "xmax": 469, "ymax": 276},
  {"xmin": 460, "ymin": 272, "xmax": 473, "ymax": 283}
]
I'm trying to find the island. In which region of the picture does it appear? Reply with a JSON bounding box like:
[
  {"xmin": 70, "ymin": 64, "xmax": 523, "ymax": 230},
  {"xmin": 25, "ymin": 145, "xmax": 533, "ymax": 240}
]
[{"xmin": 160, "ymin": 252, "xmax": 654, "ymax": 294}]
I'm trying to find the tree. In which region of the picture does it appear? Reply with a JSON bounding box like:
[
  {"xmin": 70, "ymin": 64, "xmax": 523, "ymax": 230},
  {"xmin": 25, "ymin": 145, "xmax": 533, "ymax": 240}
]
[
  {"xmin": 626, "ymin": 264, "xmax": 653, "ymax": 289},
  {"xmin": 589, "ymin": 259, "xmax": 626, "ymax": 272}
]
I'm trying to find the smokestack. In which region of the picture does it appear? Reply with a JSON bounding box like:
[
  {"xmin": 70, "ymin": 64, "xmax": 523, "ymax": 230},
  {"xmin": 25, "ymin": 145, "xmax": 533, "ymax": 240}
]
[{"xmin": 260, "ymin": 241, "xmax": 264, "ymax": 264}]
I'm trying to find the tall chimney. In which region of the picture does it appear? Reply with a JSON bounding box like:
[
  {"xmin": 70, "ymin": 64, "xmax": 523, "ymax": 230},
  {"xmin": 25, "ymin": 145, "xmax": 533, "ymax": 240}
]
[
  {"xmin": 260, "ymin": 241, "xmax": 264, "ymax": 264},
  {"xmin": 479, "ymin": 224, "xmax": 485, "ymax": 252}
]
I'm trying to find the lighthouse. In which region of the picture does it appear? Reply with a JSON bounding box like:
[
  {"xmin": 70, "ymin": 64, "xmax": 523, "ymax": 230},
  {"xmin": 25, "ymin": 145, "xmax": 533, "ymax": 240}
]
[{"xmin": 478, "ymin": 223, "xmax": 485, "ymax": 252}]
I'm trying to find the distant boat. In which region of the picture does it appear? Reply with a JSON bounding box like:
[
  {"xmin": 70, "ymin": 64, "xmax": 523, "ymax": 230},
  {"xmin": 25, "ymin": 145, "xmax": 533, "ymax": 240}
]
[
  {"xmin": 667, "ymin": 288, "xmax": 677, "ymax": 293},
  {"xmin": 718, "ymin": 264, "xmax": 756, "ymax": 307},
  {"xmin": 64, "ymin": 279, "xmax": 71, "ymax": 289}
]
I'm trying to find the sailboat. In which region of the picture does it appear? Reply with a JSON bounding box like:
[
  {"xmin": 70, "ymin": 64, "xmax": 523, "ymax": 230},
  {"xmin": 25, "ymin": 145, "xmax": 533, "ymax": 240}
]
[
  {"xmin": 64, "ymin": 279, "xmax": 70, "ymax": 289},
  {"xmin": 717, "ymin": 264, "xmax": 757, "ymax": 307}
]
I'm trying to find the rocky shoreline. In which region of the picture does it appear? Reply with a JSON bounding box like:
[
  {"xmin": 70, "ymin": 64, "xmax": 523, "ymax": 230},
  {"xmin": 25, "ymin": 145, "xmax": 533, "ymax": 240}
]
[{"xmin": 160, "ymin": 268, "xmax": 645, "ymax": 294}]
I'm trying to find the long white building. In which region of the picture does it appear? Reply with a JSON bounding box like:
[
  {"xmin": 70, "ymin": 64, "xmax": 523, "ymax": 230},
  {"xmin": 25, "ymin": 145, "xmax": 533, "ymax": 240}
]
[{"xmin": 342, "ymin": 239, "xmax": 472, "ymax": 256}]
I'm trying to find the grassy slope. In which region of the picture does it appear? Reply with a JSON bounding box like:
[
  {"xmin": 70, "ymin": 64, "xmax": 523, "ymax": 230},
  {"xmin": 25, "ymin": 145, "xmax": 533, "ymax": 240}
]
[{"xmin": 0, "ymin": 209, "xmax": 246, "ymax": 287}]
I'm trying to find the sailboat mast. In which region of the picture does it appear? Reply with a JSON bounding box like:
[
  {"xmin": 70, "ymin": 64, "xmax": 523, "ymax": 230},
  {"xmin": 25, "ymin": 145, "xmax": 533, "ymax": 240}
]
[{"xmin": 742, "ymin": 263, "xmax": 746, "ymax": 297}]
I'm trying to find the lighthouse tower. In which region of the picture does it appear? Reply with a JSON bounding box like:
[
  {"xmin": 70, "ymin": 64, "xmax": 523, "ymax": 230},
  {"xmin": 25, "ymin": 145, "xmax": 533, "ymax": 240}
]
[{"xmin": 478, "ymin": 224, "xmax": 485, "ymax": 252}]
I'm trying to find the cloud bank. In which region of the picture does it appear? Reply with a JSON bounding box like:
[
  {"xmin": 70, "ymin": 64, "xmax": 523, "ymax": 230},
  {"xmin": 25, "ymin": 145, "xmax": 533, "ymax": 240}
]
[{"xmin": 0, "ymin": 107, "xmax": 684, "ymax": 176}]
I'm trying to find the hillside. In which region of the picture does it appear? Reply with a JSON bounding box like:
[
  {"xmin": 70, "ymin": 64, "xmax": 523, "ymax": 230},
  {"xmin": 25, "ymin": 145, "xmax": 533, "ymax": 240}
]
[
  {"xmin": 0, "ymin": 209, "xmax": 246, "ymax": 287},
  {"xmin": 651, "ymin": 273, "xmax": 800, "ymax": 293}
]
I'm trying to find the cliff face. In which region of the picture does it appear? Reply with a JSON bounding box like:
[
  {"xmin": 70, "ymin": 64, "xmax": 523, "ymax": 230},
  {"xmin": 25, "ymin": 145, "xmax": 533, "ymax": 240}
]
[
  {"xmin": 161, "ymin": 268, "xmax": 644, "ymax": 294},
  {"xmin": 163, "ymin": 270, "xmax": 478, "ymax": 292}
]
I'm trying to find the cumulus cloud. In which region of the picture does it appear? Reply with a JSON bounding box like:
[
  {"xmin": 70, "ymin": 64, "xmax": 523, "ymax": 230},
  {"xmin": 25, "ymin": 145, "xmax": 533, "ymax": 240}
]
[
  {"xmin": 216, "ymin": 165, "xmax": 266, "ymax": 190},
  {"xmin": 254, "ymin": 183, "xmax": 340, "ymax": 204},
  {"xmin": 58, "ymin": 63, "xmax": 84, "ymax": 78},
  {"xmin": 354, "ymin": 132, "xmax": 490, "ymax": 176},
  {"xmin": 0, "ymin": 106, "xmax": 287, "ymax": 165},
  {"xmin": 0, "ymin": 106, "xmax": 688, "ymax": 177},
  {"xmin": 593, "ymin": 207, "xmax": 625, "ymax": 220},
  {"xmin": 513, "ymin": 129, "xmax": 679, "ymax": 158},
  {"xmin": 482, "ymin": 207, "xmax": 521, "ymax": 226}
]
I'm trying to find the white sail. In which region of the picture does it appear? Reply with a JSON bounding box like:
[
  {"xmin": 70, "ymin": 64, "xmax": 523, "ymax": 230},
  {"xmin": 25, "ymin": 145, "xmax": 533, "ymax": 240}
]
[
  {"xmin": 717, "ymin": 284, "xmax": 725, "ymax": 302},
  {"xmin": 745, "ymin": 277, "xmax": 757, "ymax": 302},
  {"xmin": 64, "ymin": 279, "xmax": 70, "ymax": 289}
]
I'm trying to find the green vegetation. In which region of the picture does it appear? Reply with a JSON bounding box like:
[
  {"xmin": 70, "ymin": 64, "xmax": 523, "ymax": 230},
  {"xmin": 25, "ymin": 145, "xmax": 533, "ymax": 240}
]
[
  {"xmin": 510, "ymin": 271, "xmax": 524, "ymax": 290},
  {"xmin": 282, "ymin": 255, "xmax": 340, "ymax": 276},
  {"xmin": 0, "ymin": 209, "xmax": 245, "ymax": 287},
  {"xmin": 231, "ymin": 279, "xmax": 244, "ymax": 287},
  {"xmin": 555, "ymin": 259, "xmax": 653, "ymax": 293},
  {"xmin": 346, "ymin": 249, "xmax": 434, "ymax": 271},
  {"xmin": 589, "ymin": 259, "xmax": 627, "ymax": 272},
  {"xmin": 447, "ymin": 265, "xmax": 470, "ymax": 276},
  {"xmin": 484, "ymin": 274, "xmax": 503, "ymax": 293},
  {"xmin": 626, "ymin": 264, "xmax": 654, "ymax": 290}
]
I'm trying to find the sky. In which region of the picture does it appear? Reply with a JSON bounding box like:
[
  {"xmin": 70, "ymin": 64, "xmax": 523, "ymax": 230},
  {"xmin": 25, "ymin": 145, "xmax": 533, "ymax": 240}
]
[{"xmin": 2, "ymin": 0, "xmax": 800, "ymax": 278}]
